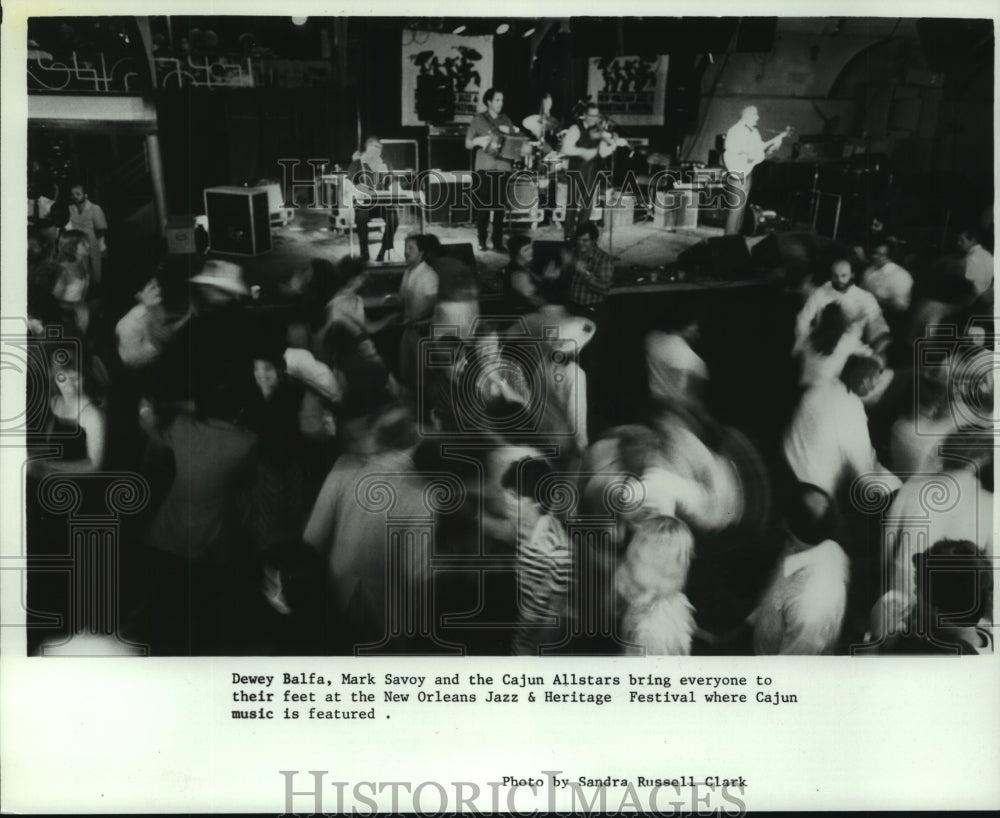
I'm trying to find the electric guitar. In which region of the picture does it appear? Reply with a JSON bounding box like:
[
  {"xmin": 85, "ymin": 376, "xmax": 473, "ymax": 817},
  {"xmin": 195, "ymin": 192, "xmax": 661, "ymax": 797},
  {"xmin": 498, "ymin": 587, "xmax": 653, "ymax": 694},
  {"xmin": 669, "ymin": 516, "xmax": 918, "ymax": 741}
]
[{"xmin": 723, "ymin": 126, "xmax": 792, "ymax": 175}]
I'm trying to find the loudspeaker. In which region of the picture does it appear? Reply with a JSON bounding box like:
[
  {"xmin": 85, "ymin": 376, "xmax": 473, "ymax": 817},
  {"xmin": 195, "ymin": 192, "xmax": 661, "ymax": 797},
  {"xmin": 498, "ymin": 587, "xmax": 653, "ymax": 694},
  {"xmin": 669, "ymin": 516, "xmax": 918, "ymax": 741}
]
[
  {"xmin": 204, "ymin": 186, "xmax": 271, "ymax": 255},
  {"xmin": 423, "ymin": 172, "xmax": 473, "ymax": 225},
  {"xmin": 678, "ymin": 235, "xmax": 753, "ymax": 279},
  {"xmin": 416, "ymin": 74, "xmax": 455, "ymax": 124}
]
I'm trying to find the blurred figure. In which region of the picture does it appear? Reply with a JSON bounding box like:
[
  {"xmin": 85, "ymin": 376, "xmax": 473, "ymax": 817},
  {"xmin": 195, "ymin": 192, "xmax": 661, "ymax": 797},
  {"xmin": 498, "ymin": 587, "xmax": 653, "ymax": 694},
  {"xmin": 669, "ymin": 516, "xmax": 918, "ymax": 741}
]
[
  {"xmin": 302, "ymin": 405, "xmax": 430, "ymax": 652},
  {"xmin": 783, "ymin": 354, "xmax": 900, "ymax": 504},
  {"xmin": 645, "ymin": 311, "xmax": 708, "ymax": 409},
  {"xmin": 796, "ymin": 259, "xmax": 890, "ymax": 356},
  {"xmin": 28, "ymin": 343, "xmax": 106, "ymax": 476},
  {"xmin": 616, "ymin": 516, "xmax": 697, "ymax": 655},
  {"xmin": 397, "ymin": 233, "xmax": 441, "ymax": 391},
  {"xmin": 139, "ymin": 364, "xmax": 259, "ymax": 654},
  {"xmin": 501, "ymin": 234, "xmax": 563, "ymax": 314},
  {"xmin": 66, "ymin": 181, "xmax": 107, "ymax": 285},
  {"xmin": 115, "ymin": 275, "xmax": 192, "ymax": 369},
  {"xmin": 880, "ymin": 434, "xmax": 993, "ymax": 615},
  {"xmin": 860, "ymin": 240, "xmax": 913, "ymax": 314},
  {"xmin": 956, "ymin": 226, "xmax": 994, "ymax": 308},
  {"xmin": 751, "ymin": 485, "xmax": 850, "ymax": 655},
  {"xmin": 872, "ymin": 539, "xmax": 993, "ymax": 654},
  {"xmin": 797, "ymin": 302, "xmax": 870, "ymax": 388},
  {"xmin": 501, "ymin": 457, "xmax": 572, "ymax": 655},
  {"xmin": 52, "ymin": 230, "xmax": 92, "ymax": 332}
]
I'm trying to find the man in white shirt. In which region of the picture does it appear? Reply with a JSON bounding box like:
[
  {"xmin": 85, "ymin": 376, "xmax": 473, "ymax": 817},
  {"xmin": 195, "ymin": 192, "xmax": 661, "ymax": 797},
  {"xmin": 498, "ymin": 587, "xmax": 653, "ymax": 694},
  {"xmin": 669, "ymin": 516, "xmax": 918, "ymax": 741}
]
[
  {"xmin": 957, "ymin": 227, "xmax": 994, "ymax": 307},
  {"xmin": 722, "ymin": 106, "xmax": 786, "ymax": 235},
  {"xmin": 796, "ymin": 259, "xmax": 891, "ymax": 353},
  {"xmin": 860, "ymin": 242, "xmax": 913, "ymax": 314},
  {"xmin": 67, "ymin": 182, "xmax": 108, "ymax": 284},
  {"xmin": 783, "ymin": 355, "xmax": 900, "ymax": 501}
]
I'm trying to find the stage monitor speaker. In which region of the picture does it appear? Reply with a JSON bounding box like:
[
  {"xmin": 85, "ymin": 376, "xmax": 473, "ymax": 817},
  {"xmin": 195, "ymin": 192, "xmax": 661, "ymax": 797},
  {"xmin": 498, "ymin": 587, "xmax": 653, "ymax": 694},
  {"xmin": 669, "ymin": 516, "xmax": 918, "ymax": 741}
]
[
  {"xmin": 416, "ymin": 75, "xmax": 455, "ymax": 124},
  {"xmin": 204, "ymin": 186, "xmax": 271, "ymax": 255},
  {"xmin": 678, "ymin": 235, "xmax": 753, "ymax": 279}
]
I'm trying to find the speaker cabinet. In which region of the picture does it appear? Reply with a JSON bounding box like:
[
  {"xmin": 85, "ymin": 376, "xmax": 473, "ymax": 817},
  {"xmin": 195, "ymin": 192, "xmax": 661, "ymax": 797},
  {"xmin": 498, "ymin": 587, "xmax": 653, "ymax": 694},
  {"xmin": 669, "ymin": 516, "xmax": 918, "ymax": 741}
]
[
  {"xmin": 204, "ymin": 186, "xmax": 271, "ymax": 256},
  {"xmin": 423, "ymin": 172, "xmax": 473, "ymax": 225}
]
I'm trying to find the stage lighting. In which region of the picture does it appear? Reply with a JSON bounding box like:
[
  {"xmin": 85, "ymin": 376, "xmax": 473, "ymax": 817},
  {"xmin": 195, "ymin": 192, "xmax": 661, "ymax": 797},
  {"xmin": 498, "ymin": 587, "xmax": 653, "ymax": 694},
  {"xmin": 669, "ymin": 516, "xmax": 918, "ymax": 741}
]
[
  {"xmin": 452, "ymin": 24, "xmax": 466, "ymax": 34},
  {"xmin": 496, "ymin": 23, "xmax": 510, "ymax": 35},
  {"xmin": 291, "ymin": 17, "xmax": 308, "ymax": 26}
]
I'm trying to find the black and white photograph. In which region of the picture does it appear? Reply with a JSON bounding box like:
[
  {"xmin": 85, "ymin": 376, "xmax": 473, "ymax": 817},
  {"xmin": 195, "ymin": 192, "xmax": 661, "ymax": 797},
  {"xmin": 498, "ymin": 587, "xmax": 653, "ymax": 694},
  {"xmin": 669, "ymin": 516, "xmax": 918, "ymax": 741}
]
[{"xmin": 2, "ymin": 3, "xmax": 998, "ymax": 814}]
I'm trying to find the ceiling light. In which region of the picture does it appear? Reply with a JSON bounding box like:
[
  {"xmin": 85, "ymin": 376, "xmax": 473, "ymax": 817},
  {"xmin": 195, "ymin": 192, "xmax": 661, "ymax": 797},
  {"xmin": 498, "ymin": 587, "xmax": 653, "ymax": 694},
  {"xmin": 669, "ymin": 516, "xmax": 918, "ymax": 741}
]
[
  {"xmin": 496, "ymin": 23, "xmax": 510, "ymax": 35},
  {"xmin": 452, "ymin": 24, "xmax": 466, "ymax": 34},
  {"xmin": 522, "ymin": 27, "xmax": 536, "ymax": 38},
  {"xmin": 291, "ymin": 17, "xmax": 308, "ymax": 26}
]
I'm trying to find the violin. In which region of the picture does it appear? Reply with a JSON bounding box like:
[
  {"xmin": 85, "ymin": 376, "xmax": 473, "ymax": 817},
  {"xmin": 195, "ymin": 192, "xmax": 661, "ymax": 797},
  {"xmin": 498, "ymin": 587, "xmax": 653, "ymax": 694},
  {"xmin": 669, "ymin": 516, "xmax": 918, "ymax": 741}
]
[{"xmin": 590, "ymin": 121, "xmax": 631, "ymax": 157}]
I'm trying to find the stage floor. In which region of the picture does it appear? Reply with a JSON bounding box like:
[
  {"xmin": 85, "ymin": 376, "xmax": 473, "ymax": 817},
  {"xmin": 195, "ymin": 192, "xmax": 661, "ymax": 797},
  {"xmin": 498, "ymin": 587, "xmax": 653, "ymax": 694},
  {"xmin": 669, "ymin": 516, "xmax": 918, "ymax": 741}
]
[{"xmin": 213, "ymin": 208, "xmax": 752, "ymax": 293}]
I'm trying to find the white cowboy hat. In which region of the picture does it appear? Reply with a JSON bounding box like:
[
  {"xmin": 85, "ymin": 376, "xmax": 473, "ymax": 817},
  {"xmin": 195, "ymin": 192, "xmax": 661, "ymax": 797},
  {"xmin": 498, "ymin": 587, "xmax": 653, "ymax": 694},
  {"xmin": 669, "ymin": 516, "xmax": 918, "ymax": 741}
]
[{"xmin": 189, "ymin": 260, "xmax": 250, "ymax": 296}]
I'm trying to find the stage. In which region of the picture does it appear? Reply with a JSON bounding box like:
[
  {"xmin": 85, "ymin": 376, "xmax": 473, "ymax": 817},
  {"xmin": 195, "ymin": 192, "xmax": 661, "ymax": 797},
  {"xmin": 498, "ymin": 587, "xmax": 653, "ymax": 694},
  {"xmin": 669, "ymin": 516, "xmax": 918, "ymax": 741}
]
[{"xmin": 204, "ymin": 206, "xmax": 766, "ymax": 295}]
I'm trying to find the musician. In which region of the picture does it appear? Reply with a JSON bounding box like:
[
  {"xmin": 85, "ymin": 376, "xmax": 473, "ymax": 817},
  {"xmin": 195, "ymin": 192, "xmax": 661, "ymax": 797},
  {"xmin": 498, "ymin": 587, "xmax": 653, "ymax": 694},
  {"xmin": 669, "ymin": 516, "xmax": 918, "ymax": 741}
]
[
  {"xmin": 524, "ymin": 93, "xmax": 563, "ymax": 224},
  {"xmin": 347, "ymin": 137, "xmax": 398, "ymax": 262},
  {"xmin": 524, "ymin": 92, "xmax": 562, "ymax": 151},
  {"xmin": 559, "ymin": 103, "xmax": 606, "ymax": 241},
  {"xmin": 722, "ymin": 106, "xmax": 786, "ymax": 235},
  {"xmin": 465, "ymin": 88, "xmax": 517, "ymax": 253}
]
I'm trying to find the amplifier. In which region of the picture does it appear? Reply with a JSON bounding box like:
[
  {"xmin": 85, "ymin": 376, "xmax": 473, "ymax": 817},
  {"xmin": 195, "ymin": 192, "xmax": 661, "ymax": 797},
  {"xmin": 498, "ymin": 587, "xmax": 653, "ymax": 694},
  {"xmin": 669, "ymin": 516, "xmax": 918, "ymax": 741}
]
[
  {"xmin": 204, "ymin": 186, "xmax": 271, "ymax": 256},
  {"xmin": 423, "ymin": 171, "xmax": 474, "ymax": 225}
]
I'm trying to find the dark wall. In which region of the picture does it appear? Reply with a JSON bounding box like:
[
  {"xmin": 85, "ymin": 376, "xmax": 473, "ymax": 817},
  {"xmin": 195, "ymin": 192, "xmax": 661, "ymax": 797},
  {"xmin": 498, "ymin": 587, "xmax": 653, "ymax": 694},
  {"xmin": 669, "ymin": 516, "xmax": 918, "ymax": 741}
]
[{"xmin": 156, "ymin": 86, "xmax": 357, "ymax": 215}]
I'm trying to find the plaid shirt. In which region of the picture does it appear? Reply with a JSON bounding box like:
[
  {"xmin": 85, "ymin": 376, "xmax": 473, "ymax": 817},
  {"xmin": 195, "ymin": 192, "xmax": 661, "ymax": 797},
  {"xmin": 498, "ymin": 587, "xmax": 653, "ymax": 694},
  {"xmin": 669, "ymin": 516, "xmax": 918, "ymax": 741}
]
[{"xmin": 568, "ymin": 246, "xmax": 614, "ymax": 307}]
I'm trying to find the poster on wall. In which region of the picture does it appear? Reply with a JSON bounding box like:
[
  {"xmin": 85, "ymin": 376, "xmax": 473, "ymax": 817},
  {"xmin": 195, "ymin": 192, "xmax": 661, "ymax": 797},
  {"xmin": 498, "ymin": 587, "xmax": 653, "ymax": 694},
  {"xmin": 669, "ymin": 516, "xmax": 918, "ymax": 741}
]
[
  {"xmin": 586, "ymin": 55, "xmax": 669, "ymax": 125},
  {"xmin": 401, "ymin": 29, "xmax": 494, "ymax": 125}
]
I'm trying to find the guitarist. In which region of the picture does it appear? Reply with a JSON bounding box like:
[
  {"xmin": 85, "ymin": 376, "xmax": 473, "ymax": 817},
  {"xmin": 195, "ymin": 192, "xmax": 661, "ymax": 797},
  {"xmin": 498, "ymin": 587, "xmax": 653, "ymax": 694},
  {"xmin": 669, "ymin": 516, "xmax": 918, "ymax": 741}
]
[
  {"xmin": 465, "ymin": 88, "xmax": 519, "ymax": 252},
  {"xmin": 722, "ymin": 105, "xmax": 788, "ymax": 235}
]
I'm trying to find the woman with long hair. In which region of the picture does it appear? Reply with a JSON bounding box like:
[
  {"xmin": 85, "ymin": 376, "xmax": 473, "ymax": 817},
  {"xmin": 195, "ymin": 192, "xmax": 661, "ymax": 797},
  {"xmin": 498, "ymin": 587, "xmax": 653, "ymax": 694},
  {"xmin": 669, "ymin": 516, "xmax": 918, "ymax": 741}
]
[{"xmin": 30, "ymin": 343, "xmax": 106, "ymax": 476}]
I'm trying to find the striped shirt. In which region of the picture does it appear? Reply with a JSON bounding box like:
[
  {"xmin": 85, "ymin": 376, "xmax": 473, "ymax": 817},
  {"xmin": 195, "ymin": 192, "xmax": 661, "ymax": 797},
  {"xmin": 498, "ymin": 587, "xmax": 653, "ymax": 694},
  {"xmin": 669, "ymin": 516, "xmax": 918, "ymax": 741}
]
[{"xmin": 512, "ymin": 514, "xmax": 572, "ymax": 656}]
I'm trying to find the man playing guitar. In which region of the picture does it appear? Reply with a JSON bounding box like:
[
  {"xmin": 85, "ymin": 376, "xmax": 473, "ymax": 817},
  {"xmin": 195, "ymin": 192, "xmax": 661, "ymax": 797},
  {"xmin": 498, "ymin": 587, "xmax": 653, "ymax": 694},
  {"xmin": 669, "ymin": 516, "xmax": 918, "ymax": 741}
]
[
  {"xmin": 722, "ymin": 105, "xmax": 790, "ymax": 235},
  {"xmin": 465, "ymin": 88, "xmax": 520, "ymax": 252}
]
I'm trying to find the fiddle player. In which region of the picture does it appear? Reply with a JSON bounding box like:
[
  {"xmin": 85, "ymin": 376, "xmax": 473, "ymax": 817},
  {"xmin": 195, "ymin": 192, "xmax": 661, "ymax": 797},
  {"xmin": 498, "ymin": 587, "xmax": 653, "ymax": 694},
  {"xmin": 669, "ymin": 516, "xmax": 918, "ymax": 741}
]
[
  {"xmin": 559, "ymin": 102, "xmax": 606, "ymax": 241},
  {"xmin": 465, "ymin": 88, "xmax": 518, "ymax": 253}
]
